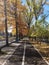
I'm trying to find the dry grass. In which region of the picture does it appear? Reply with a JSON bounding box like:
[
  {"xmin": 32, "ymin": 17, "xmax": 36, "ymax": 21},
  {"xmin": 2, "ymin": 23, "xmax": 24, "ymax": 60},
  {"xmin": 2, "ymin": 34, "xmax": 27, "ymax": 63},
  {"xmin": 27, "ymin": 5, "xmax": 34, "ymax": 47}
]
[{"xmin": 30, "ymin": 40, "xmax": 49, "ymax": 62}]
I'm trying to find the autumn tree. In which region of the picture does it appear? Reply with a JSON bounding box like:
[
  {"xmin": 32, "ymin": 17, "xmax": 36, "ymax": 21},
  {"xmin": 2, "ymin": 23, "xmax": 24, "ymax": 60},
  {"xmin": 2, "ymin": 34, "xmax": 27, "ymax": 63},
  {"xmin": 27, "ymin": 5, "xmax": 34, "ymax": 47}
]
[{"xmin": 22, "ymin": 0, "xmax": 49, "ymax": 37}]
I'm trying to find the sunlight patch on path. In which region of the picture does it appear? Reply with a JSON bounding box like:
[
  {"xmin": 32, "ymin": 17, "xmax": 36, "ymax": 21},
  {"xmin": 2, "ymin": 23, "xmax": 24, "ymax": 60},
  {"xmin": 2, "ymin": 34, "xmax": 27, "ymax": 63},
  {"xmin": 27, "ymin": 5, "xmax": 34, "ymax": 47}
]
[{"xmin": 1, "ymin": 43, "xmax": 21, "ymax": 65}]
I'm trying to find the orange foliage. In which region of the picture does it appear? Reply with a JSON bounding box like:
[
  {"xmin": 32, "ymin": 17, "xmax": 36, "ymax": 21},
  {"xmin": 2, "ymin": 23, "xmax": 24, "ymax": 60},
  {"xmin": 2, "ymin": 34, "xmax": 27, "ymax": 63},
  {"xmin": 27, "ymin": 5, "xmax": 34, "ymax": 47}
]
[{"xmin": 0, "ymin": 0, "xmax": 28, "ymax": 36}]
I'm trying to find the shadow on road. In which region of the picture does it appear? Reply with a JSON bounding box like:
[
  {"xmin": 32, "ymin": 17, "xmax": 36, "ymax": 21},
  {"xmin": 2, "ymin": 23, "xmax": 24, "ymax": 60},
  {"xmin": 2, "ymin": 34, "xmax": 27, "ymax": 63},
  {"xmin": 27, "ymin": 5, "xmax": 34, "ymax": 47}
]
[
  {"xmin": 7, "ymin": 44, "xmax": 24, "ymax": 65},
  {"xmin": 4, "ymin": 41, "xmax": 48, "ymax": 65},
  {"xmin": 25, "ymin": 43, "xmax": 48, "ymax": 65}
]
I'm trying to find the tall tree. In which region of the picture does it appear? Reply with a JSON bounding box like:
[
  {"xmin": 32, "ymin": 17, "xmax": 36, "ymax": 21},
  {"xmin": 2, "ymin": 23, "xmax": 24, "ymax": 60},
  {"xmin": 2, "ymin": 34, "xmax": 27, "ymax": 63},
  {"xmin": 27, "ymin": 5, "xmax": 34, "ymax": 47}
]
[
  {"xmin": 22, "ymin": 0, "xmax": 49, "ymax": 37},
  {"xmin": 4, "ymin": 0, "xmax": 9, "ymax": 46}
]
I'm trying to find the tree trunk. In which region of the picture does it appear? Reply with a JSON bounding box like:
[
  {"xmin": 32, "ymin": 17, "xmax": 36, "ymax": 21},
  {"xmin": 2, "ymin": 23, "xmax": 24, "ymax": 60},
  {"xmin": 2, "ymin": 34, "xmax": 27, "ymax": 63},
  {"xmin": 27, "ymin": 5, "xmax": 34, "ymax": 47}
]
[
  {"xmin": 27, "ymin": 25, "xmax": 30, "ymax": 38},
  {"xmin": 15, "ymin": 0, "xmax": 19, "ymax": 42},
  {"xmin": 4, "ymin": 0, "xmax": 9, "ymax": 46}
]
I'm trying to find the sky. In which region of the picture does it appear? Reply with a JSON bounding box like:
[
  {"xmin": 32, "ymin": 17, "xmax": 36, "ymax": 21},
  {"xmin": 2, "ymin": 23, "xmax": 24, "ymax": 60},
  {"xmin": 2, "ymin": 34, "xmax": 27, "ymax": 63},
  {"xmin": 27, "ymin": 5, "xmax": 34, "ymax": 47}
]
[
  {"xmin": 21, "ymin": 0, "xmax": 26, "ymax": 5},
  {"xmin": 44, "ymin": 5, "xmax": 49, "ymax": 23},
  {"xmin": 21, "ymin": 0, "xmax": 49, "ymax": 23}
]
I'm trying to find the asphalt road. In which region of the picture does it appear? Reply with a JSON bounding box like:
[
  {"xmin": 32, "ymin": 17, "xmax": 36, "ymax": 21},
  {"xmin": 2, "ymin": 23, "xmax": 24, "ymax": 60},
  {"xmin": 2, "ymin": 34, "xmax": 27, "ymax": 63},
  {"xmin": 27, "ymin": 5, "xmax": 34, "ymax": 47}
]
[{"xmin": 2, "ymin": 40, "xmax": 48, "ymax": 65}]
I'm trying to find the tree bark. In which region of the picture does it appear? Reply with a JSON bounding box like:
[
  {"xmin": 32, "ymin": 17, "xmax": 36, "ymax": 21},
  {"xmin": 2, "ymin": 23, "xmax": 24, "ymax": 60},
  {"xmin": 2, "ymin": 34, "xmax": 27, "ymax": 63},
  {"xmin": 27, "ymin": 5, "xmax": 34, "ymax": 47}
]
[{"xmin": 4, "ymin": 0, "xmax": 9, "ymax": 46}]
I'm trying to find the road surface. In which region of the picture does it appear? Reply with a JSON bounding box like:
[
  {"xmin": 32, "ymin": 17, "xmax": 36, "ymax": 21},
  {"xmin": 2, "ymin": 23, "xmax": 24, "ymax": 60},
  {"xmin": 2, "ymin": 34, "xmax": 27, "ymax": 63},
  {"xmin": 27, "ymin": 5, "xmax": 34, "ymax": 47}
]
[{"xmin": 0, "ymin": 40, "xmax": 48, "ymax": 65}]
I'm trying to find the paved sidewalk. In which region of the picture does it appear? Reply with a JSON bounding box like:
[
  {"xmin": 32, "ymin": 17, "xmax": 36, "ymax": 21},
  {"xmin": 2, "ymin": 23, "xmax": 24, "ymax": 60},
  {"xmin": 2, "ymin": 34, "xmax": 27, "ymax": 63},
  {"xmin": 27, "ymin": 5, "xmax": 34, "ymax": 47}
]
[
  {"xmin": 0, "ymin": 42, "xmax": 21, "ymax": 65},
  {"xmin": 0, "ymin": 43, "xmax": 47, "ymax": 65},
  {"xmin": 0, "ymin": 39, "xmax": 48, "ymax": 65}
]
